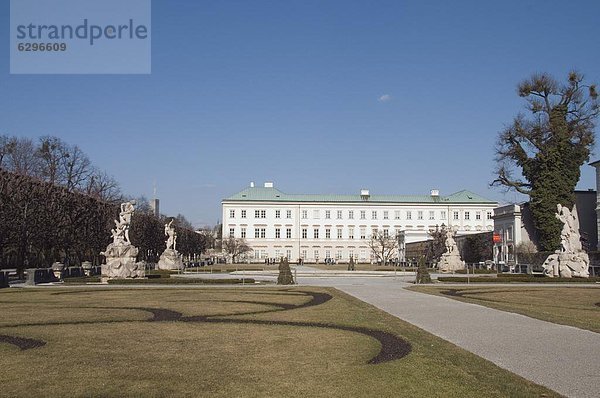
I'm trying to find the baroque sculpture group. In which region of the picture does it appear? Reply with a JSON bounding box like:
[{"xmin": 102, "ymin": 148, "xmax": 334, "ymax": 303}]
[{"xmin": 101, "ymin": 201, "xmax": 183, "ymax": 280}]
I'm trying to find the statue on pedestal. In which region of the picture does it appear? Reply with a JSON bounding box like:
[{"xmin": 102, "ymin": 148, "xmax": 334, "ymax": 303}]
[
  {"xmin": 542, "ymin": 204, "xmax": 589, "ymax": 278},
  {"xmin": 101, "ymin": 200, "xmax": 145, "ymax": 279},
  {"xmin": 157, "ymin": 219, "xmax": 184, "ymax": 270},
  {"xmin": 437, "ymin": 228, "xmax": 465, "ymax": 272}
]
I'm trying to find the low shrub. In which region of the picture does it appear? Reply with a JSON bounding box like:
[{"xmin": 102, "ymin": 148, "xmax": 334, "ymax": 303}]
[{"xmin": 454, "ymin": 269, "xmax": 496, "ymax": 274}]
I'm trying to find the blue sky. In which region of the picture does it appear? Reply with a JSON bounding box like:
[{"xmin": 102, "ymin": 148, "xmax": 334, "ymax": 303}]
[{"xmin": 2, "ymin": 0, "xmax": 599, "ymax": 227}]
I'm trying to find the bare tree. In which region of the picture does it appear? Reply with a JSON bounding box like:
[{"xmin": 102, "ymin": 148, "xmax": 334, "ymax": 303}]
[
  {"xmin": 85, "ymin": 169, "xmax": 122, "ymax": 202},
  {"xmin": 222, "ymin": 236, "xmax": 252, "ymax": 263},
  {"xmin": 515, "ymin": 241, "xmax": 538, "ymax": 265},
  {"xmin": 367, "ymin": 230, "xmax": 398, "ymax": 265},
  {"xmin": 36, "ymin": 136, "xmax": 70, "ymax": 185},
  {"xmin": 2, "ymin": 136, "xmax": 41, "ymax": 177},
  {"xmin": 61, "ymin": 144, "xmax": 92, "ymax": 192}
]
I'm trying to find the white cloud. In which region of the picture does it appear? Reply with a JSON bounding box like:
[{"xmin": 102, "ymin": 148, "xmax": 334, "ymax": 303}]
[{"xmin": 378, "ymin": 94, "xmax": 392, "ymax": 103}]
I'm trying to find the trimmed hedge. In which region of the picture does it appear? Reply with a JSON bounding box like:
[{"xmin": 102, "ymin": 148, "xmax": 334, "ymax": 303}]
[
  {"xmin": 437, "ymin": 276, "xmax": 600, "ymax": 283},
  {"xmin": 454, "ymin": 269, "xmax": 497, "ymax": 274},
  {"xmin": 107, "ymin": 277, "xmax": 256, "ymax": 285}
]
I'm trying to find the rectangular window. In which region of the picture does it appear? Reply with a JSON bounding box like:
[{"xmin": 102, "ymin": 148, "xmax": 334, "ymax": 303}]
[
  {"xmin": 314, "ymin": 250, "xmax": 319, "ymax": 260},
  {"xmin": 506, "ymin": 226, "xmax": 514, "ymax": 241},
  {"xmin": 286, "ymin": 249, "xmax": 292, "ymax": 260},
  {"xmin": 440, "ymin": 210, "xmax": 446, "ymax": 220},
  {"xmin": 254, "ymin": 229, "xmax": 260, "ymax": 238},
  {"xmin": 325, "ymin": 229, "xmax": 331, "ymax": 239},
  {"xmin": 360, "ymin": 228, "xmax": 366, "ymax": 240},
  {"xmin": 255, "ymin": 210, "xmax": 260, "ymax": 218},
  {"xmin": 453, "ymin": 211, "xmax": 459, "ymax": 220},
  {"xmin": 372, "ymin": 228, "xmax": 378, "ymax": 237},
  {"xmin": 286, "ymin": 228, "xmax": 292, "ymax": 239},
  {"xmin": 383, "ymin": 229, "xmax": 389, "ymax": 238},
  {"xmin": 417, "ymin": 211, "xmax": 423, "ymax": 220},
  {"xmin": 229, "ymin": 210, "xmax": 235, "ymax": 218},
  {"xmin": 337, "ymin": 210, "xmax": 343, "ymax": 219},
  {"xmin": 406, "ymin": 211, "xmax": 412, "ymax": 220},
  {"xmin": 313, "ymin": 229, "xmax": 319, "ymax": 239},
  {"xmin": 302, "ymin": 228, "xmax": 307, "ymax": 239},
  {"xmin": 429, "ymin": 211, "xmax": 435, "ymax": 220},
  {"xmin": 275, "ymin": 228, "xmax": 281, "ymax": 239},
  {"xmin": 349, "ymin": 250, "xmax": 354, "ymax": 260},
  {"xmin": 464, "ymin": 211, "xmax": 470, "ymax": 220},
  {"xmin": 229, "ymin": 228, "xmax": 235, "ymax": 238},
  {"xmin": 349, "ymin": 228, "xmax": 354, "ymax": 239},
  {"xmin": 325, "ymin": 210, "xmax": 331, "ymax": 219},
  {"xmin": 274, "ymin": 249, "xmax": 281, "ymax": 259},
  {"xmin": 260, "ymin": 228, "xmax": 266, "ymax": 238},
  {"xmin": 360, "ymin": 210, "xmax": 366, "ymax": 220},
  {"xmin": 336, "ymin": 250, "xmax": 342, "ymax": 260},
  {"xmin": 487, "ymin": 211, "xmax": 493, "ymax": 220},
  {"xmin": 325, "ymin": 250, "xmax": 331, "ymax": 259},
  {"xmin": 241, "ymin": 228, "xmax": 246, "ymax": 238},
  {"xmin": 241, "ymin": 210, "xmax": 246, "ymax": 218},
  {"xmin": 383, "ymin": 210, "xmax": 389, "ymax": 220},
  {"xmin": 394, "ymin": 210, "xmax": 401, "ymax": 220},
  {"xmin": 260, "ymin": 210, "xmax": 266, "ymax": 218},
  {"xmin": 337, "ymin": 228, "xmax": 343, "ymax": 239},
  {"xmin": 301, "ymin": 210, "xmax": 308, "ymax": 219},
  {"xmin": 476, "ymin": 211, "xmax": 481, "ymax": 220},
  {"xmin": 348, "ymin": 210, "xmax": 354, "ymax": 220},
  {"xmin": 313, "ymin": 210, "xmax": 320, "ymax": 219},
  {"xmin": 286, "ymin": 210, "xmax": 292, "ymax": 219},
  {"xmin": 301, "ymin": 250, "xmax": 307, "ymax": 259},
  {"xmin": 372, "ymin": 210, "xmax": 377, "ymax": 220},
  {"xmin": 275, "ymin": 210, "xmax": 281, "ymax": 219}
]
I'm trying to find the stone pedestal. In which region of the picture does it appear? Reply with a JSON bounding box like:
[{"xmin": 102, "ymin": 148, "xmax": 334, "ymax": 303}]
[
  {"xmin": 51, "ymin": 262, "xmax": 65, "ymax": 280},
  {"xmin": 543, "ymin": 251, "xmax": 589, "ymax": 278},
  {"xmin": 438, "ymin": 253, "xmax": 465, "ymax": 273},
  {"xmin": 101, "ymin": 242, "xmax": 145, "ymax": 279},
  {"xmin": 157, "ymin": 249, "xmax": 184, "ymax": 270}
]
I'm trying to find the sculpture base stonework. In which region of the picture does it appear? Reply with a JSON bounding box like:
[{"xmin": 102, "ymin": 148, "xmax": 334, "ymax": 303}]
[
  {"xmin": 438, "ymin": 253, "xmax": 465, "ymax": 273},
  {"xmin": 101, "ymin": 243, "xmax": 145, "ymax": 279},
  {"xmin": 157, "ymin": 249, "xmax": 184, "ymax": 270},
  {"xmin": 543, "ymin": 251, "xmax": 589, "ymax": 278}
]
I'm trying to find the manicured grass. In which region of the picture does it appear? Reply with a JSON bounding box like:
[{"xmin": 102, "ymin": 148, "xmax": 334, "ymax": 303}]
[
  {"xmin": 437, "ymin": 275, "xmax": 600, "ymax": 283},
  {"xmin": 410, "ymin": 285, "xmax": 600, "ymax": 333},
  {"xmin": 0, "ymin": 287, "xmax": 558, "ymax": 397}
]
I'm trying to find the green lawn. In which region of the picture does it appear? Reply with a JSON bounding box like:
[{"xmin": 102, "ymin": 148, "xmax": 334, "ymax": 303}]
[
  {"xmin": 410, "ymin": 285, "xmax": 600, "ymax": 333},
  {"xmin": 0, "ymin": 287, "xmax": 558, "ymax": 397}
]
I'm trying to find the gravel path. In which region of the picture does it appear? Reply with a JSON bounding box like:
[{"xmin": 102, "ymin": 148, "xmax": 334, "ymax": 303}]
[{"xmin": 308, "ymin": 278, "xmax": 599, "ymax": 398}]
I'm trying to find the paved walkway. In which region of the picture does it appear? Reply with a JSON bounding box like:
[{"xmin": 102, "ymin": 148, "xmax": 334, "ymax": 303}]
[{"xmin": 299, "ymin": 277, "xmax": 599, "ymax": 398}]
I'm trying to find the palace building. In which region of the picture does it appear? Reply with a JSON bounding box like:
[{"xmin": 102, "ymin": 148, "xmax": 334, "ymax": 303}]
[{"xmin": 222, "ymin": 182, "xmax": 497, "ymax": 263}]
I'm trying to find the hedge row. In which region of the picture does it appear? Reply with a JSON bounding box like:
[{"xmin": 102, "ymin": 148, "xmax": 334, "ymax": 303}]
[{"xmin": 107, "ymin": 277, "xmax": 256, "ymax": 285}]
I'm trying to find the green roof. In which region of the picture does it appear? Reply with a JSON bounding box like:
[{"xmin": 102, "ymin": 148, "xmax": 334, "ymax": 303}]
[{"xmin": 223, "ymin": 187, "xmax": 497, "ymax": 204}]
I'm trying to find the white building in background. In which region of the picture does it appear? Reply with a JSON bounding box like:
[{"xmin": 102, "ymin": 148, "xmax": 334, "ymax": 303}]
[{"xmin": 222, "ymin": 182, "xmax": 497, "ymax": 263}]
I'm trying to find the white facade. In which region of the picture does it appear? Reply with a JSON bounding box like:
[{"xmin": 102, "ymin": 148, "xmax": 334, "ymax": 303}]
[
  {"xmin": 492, "ymin": 204, "xmax": 527, "ymax": 266},
  {"xmin": 222, "ymin": 183, "xmax": 497, "ymax": 263}
]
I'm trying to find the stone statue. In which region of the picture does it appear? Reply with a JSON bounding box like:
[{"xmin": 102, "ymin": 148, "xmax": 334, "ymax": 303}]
[
  {"xmin": 164, "ymin": 219, "xmax": 177, "ymax": 251},
  {"xmin": 100, "ymin": 200, "xmax": 145, "ymax": 280},
  {"xmin": 437, "ymin": 228, "xmax": 465, "ymax": 273},
  {"xmin": 542, "ymin": 204, "xmax": 589, "ymax": 278},
  {"xmin": 445, "ymin": 230, "xmax": 456, "ymax": 254},
  {"xmin": 157, "ymin": 219, "xmax": 184, "ymax": 271}
]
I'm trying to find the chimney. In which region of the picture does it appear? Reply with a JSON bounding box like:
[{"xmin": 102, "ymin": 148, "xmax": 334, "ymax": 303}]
[
  {"xmin": 360, "ymin": 189, "xmax": 370, "ymax": 200},
  {"xmin": 264, "ymin": 182, "xmax": 274, "ymax": 188},
  {"xmin": 430, "ymin": 189, "xmax": 439, "ymax": 197},
  {"xmin": 250, "ymin": 181, "xmax": 255, "ymax": 188}
]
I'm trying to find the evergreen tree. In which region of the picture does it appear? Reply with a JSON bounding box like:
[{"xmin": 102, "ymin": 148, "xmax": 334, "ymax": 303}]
[{"xmin": 492, "ymin": 72, "xmax": 598, "ymax": 250}]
